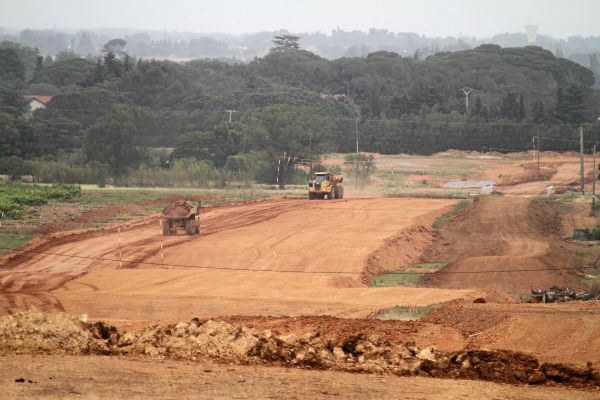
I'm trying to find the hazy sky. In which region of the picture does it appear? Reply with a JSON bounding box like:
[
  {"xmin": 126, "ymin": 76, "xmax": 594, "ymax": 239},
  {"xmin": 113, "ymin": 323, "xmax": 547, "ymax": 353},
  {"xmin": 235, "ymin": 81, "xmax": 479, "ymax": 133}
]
[{"xmin": 1, "ymin": 0, "xmax": 598, "ymax": 38}]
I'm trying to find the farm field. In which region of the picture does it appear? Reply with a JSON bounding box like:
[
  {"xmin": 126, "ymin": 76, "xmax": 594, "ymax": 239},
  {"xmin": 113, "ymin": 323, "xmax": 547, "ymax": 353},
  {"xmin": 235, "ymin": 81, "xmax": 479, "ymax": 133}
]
[{"xmin": 1, "ymin": 151, "xmax": 600, "ymax": 399}]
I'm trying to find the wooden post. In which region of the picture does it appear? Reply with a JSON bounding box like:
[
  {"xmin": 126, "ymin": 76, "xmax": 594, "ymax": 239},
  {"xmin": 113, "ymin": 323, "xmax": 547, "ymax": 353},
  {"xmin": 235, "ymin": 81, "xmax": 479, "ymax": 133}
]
[
  {"xmin": 118, "ymin": 227, "xmax": 122, "ymax": 269},
  {"xmin": 480, "ymin": 147, "xmax": 484, "ymax": 178},
  {"xmin": 593, "ymin": 144, "xmax": 597, "ymax": 211},
  {"xmin": 580, "ymin": 127, "xmax": 585, "ymax": 194},
  {"xmin": 537, "ymin": 126, "xmax": 541, "ymax": 177},
  {"xmin": 308, "ymin": 129, "xmax": 313, "ymax": 178},
  {"xmin": 160, "ymin": 239, "xmax": 164, "ymax": 266}
]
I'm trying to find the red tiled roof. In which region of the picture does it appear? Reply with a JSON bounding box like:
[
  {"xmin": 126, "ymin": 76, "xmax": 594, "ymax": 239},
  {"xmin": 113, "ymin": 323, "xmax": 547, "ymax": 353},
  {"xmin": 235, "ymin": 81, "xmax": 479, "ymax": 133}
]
[{"xmin": 23, "ymin": 95, "xmax": 53, "ymax": 105}]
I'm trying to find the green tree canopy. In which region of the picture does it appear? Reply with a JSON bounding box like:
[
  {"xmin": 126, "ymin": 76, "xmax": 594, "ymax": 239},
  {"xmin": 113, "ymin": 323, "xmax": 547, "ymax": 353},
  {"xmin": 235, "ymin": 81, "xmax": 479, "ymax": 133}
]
[
  {"xmin": 0, "ymin": 113, "xmax": 21, "ymax": 157},
  {"xmin": 83, "ymin": 105, "xmax": 141, "ymax": 177},
  {"xmin": 272, "ymin": 35, "xmax": 301, "ymax": 52}
]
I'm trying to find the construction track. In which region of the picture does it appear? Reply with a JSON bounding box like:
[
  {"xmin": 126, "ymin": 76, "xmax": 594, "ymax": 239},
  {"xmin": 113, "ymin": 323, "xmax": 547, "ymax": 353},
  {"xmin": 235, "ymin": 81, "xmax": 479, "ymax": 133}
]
[
  {"xmin": 422, "ymin": 196, "xmax": 581, "ymax": 292},
  {"xmin": 2, "ymin": 152, "xmax": 600, "ymax": 399},
  {"xmin": 1, "ymin": 197, "xmax": 471, "ymax": 320}
]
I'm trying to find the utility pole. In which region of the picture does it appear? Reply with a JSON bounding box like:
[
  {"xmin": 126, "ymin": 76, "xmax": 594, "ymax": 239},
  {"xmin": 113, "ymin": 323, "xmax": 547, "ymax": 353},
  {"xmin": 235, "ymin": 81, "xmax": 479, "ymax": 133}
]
[
  {"xmin": 225, "ymin": 109, "xmax": 237, "ymax": 123},
  {"xmin": 276, "ymin": 155, "xmax": 281, "ymax": 190},
  {"xmin": 580, "ymin": 126, "xmax": 585, "ymax": 194},
  {"xmin": 536, "ymin": 126, "xmax": 541, "ymax": 177},
  {"xmin": 460, "ymin": 87, "xmax": 474, "ymax": 113},
  {"xmin": 593, "ymin": 144, "xmax": 597, "ymax": 210},
  {"xmin": 308, "ymin": 129, "xmax": 313, "ymax": 178},
  {"xmin": 355, "ymin": 116, "xmax": 359, "ymax": 153}
]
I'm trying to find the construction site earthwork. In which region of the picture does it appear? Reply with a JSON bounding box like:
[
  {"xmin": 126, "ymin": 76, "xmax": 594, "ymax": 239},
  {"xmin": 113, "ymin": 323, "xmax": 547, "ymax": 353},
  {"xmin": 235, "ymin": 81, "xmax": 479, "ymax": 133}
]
[{"xmin": 2, "ymin": 149, "xmax": 600, "ymax": 400}]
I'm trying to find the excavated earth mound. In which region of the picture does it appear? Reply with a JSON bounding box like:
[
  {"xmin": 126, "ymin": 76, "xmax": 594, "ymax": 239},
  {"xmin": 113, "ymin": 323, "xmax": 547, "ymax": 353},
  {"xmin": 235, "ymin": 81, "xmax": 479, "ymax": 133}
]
[
  {"xmin": 162, "ymin": 200, "xmax": 196, "ymax": 218},
  {"xmin": 1, "ymin": 310, "xmax": 599, "ymax": 389}
]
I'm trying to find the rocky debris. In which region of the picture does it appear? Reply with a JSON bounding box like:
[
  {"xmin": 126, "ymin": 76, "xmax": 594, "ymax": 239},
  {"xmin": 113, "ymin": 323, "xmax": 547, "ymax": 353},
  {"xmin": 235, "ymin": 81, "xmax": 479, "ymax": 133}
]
[
  {"xmin": 531, "ymin": 286, "xmax": 600, "ymax": 303},
  {"xmin": 14, "ymin": 378, "xmax": 36, "ymax": 384},
  {"xmin": 0, "ymin": 310, "xmax": 112, "ymax": 355},
  {"xmin": 118, "ymin": 320, "xmax": 260, "ymax": 361},
  {"xmin": 0, "ymin": 310, "xmax": 599, "ymax": 388}
]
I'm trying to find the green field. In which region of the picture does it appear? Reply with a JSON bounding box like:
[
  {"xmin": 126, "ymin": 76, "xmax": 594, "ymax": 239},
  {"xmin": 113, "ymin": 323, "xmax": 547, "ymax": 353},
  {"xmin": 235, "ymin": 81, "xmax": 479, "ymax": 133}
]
[
  {"xmin": 373, "ymin": 305, "xmax": 432, "ymax": 321},
  {"xmin": 432, "ymin": 199, "xmax": 469, "ymax": 228},
  {"xmin": 369, "ymin": 262, "xmax": 448, "ymax": 287},
  {"xmin": 0, "ymin": 231, "xmax": 33, "ymax": 255}
]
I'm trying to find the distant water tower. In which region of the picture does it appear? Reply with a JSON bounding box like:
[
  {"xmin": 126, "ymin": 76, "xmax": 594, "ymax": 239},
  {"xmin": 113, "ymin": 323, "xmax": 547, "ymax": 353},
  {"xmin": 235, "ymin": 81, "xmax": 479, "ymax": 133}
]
[{"xmin": 525, "ymin": 25, "xmax": 539, "ymax": 44}]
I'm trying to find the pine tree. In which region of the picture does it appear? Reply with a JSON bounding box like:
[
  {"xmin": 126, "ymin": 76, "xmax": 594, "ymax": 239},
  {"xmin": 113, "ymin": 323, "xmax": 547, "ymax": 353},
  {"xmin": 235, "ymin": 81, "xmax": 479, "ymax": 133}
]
[
  {"xmin": 532, "ymin": 100, "xmax": 546, "ymax": 123},
  {"xmin": 517, "ymin": 93, "xmax": 526, "ymax": 121},
  {"xmin": 501, "ymin": 92, "xmax": 519, "ymax": 121},
  {"xmin": 35, "ymin": 55, "xmax": 43, "ymax": 71},
  {"xmin": 472, "ymin": 96, "xmax": 485, "ymax": 118},
  {"xmin": 555, "ymin": 85, "xmax": 587, "ymax": 124},
  {"xmin": 103, "ymin": 51, "xmax": 122, "ymax": 78}
]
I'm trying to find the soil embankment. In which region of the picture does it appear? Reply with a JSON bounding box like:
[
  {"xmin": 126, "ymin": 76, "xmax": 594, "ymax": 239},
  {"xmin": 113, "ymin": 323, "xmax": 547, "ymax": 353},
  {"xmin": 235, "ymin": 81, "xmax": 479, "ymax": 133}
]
[
  {"xmin": 1, "ymin": 310, "xmax": 599, "ymax": 391},
  {"xmin": 422, "ymin": 197, "xmax": 581, "ymax": 292}
]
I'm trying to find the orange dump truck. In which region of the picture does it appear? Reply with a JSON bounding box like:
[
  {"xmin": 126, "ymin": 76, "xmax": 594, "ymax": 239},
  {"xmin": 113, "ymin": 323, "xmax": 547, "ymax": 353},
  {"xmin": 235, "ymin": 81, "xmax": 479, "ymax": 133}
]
[
  {"xmin": 161, "ymin": 200, "xmax": 200, "ymax": 235},
  {"xmin": 308, "ymin": 172, "xmax": 344, "ymax": 200}
]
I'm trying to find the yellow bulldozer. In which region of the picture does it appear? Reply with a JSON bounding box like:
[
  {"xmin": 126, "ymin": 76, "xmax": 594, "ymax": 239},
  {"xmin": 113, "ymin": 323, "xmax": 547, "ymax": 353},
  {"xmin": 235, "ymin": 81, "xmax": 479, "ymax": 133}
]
[
  {"xmin": 308, "ymin": 172, "xmax": 344, "ymax": 200},
  {"xmin": 161, "ymin": 200, "xmax": 200, "ymax": 236}
]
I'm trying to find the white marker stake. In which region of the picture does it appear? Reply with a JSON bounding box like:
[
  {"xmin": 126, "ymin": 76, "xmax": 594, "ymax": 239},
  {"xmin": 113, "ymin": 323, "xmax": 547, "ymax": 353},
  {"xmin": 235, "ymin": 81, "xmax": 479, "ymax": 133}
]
[
  {"xmin": 118, "ymin": 227, "xmax": 122, "ymax": 268},
  {"xmin": 160, "ymin": 240, "xmax": 164, "ymax": 267}
]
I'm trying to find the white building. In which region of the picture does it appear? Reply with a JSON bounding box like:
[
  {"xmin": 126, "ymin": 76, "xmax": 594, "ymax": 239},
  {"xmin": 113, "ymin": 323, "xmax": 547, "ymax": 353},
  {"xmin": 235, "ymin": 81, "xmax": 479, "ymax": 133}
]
[{"xmin": 23, "ymin": 95, "xmax": 53, "ymax": 113}]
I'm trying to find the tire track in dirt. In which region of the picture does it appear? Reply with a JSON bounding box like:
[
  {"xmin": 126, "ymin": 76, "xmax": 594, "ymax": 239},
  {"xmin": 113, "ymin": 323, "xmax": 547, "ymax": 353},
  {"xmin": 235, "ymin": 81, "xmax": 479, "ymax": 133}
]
[
  {"xmin": 422, "ymin": 196, "xmax": 581, "ymax": 292},
  {"xmin": 0, "ymin": 199, "xmax": 310, "ymax": 313}
]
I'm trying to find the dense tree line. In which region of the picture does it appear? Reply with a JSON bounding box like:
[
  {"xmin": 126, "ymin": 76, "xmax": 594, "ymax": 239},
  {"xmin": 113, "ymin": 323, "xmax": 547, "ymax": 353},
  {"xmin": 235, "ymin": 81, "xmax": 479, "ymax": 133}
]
[
  {"xmin": 2, "ymin": 27, "xmax": 600, "ymax": 68},
  {"xmin": 0, "ymin": 38, "xmax": 599, "ymax": 185}
]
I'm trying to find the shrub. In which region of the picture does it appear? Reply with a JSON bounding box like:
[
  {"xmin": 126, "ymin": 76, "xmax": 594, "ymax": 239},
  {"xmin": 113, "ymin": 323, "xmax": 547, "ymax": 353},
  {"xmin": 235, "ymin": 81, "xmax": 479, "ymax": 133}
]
[
  {"xmin": 120, "ymin": 158, "xmax": 220, "ymax": 187},
  {"xmin": 0, "ymin": 183, "xmax": 81, "ymax": 219}
]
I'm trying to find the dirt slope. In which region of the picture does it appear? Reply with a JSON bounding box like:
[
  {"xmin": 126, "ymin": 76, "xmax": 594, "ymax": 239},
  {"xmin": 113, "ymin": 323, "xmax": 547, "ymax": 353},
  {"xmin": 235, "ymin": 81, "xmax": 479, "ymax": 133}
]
[
  {"xmin": 495, "ymin": 158, "xmax": 595, "ymax": 195},
  {"xmin": 422, "ymin": 301, "xmax": 600, "ymax": 365},
  {"xmin": 422, "ymin": 196, "xmax": 581, "ymax": 292}
]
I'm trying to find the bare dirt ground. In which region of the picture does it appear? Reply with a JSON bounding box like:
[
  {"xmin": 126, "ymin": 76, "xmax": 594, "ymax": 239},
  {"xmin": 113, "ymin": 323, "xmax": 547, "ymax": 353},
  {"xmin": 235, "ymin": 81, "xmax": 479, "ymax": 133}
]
[
  {"xmin": 2, "ymin": 151, "xmax": 600, "ymax": 398},
  {"xmin": 3, "ymin": 355, "xmax": 597, "ymax": 400},
  {"xmin": 487, "ymin": 156, "xmax": 595, "ymax": 195},
  {"xmin": 1, "ymin": 197, "xmax": 471, "ymax": 320},
  {"xmin": 421, "ymin": 301, "xmax": 600, "ymax": 365},
  {"xmin": 422, "ymin": 196, "xmax": 582, "ymax": 292}
]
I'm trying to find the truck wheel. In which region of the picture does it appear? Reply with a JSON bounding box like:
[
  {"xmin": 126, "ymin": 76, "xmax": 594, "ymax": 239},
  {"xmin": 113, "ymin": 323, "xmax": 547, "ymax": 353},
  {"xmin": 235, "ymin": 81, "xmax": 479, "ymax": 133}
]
[
  {"xmin": 185, "ymin": 219, "xmax": 195, "ymax": 235},
  {"xmin": 308, "ymin": 192, "xmax": 315, "ymax": 200},
  {"xmin": 338, "ymin": 184, "xmax": 344, "ymax": 199},
  {"xmin": 162, "ymin": 220, "xmax": 172, "ymax": 236},
  {"xmin": 328, "ymin": 191, "xmax": 335, "ymax": 200}
]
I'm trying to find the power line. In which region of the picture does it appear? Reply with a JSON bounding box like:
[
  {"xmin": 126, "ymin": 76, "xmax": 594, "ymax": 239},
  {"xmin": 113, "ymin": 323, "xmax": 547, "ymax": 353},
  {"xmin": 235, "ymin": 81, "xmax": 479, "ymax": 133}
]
[
  {"xmin": 0, "ymin": 247, "xmax": 362, "ymax": 275},
  {"xmin": 539, "ymin": 136, "xmax": 599, "ymax": 145},
  {"xmin": 481, "ymin": 146, "xmax": 532, "ymax": 153},
  {"xmin": 0, "ymin": 246, "xmax": 589, "ymax": 276}
]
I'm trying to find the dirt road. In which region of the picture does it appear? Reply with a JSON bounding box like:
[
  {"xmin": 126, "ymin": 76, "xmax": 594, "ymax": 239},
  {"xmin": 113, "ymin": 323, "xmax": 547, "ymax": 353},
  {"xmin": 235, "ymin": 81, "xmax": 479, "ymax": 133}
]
[
  {"xmin": 423, "ymin": 196, "xmax": 581, "ymax": 292},
  {"xmin": 492, "ymin": 158, "xmax": 595, "ymax": 195},
  {"xmin": 3, "ymin": 355, "xmax": 597, "ymax": 400},
  {"xmin": 1, "ymin": 198, "xmax": 473, "ymax": 320}
]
